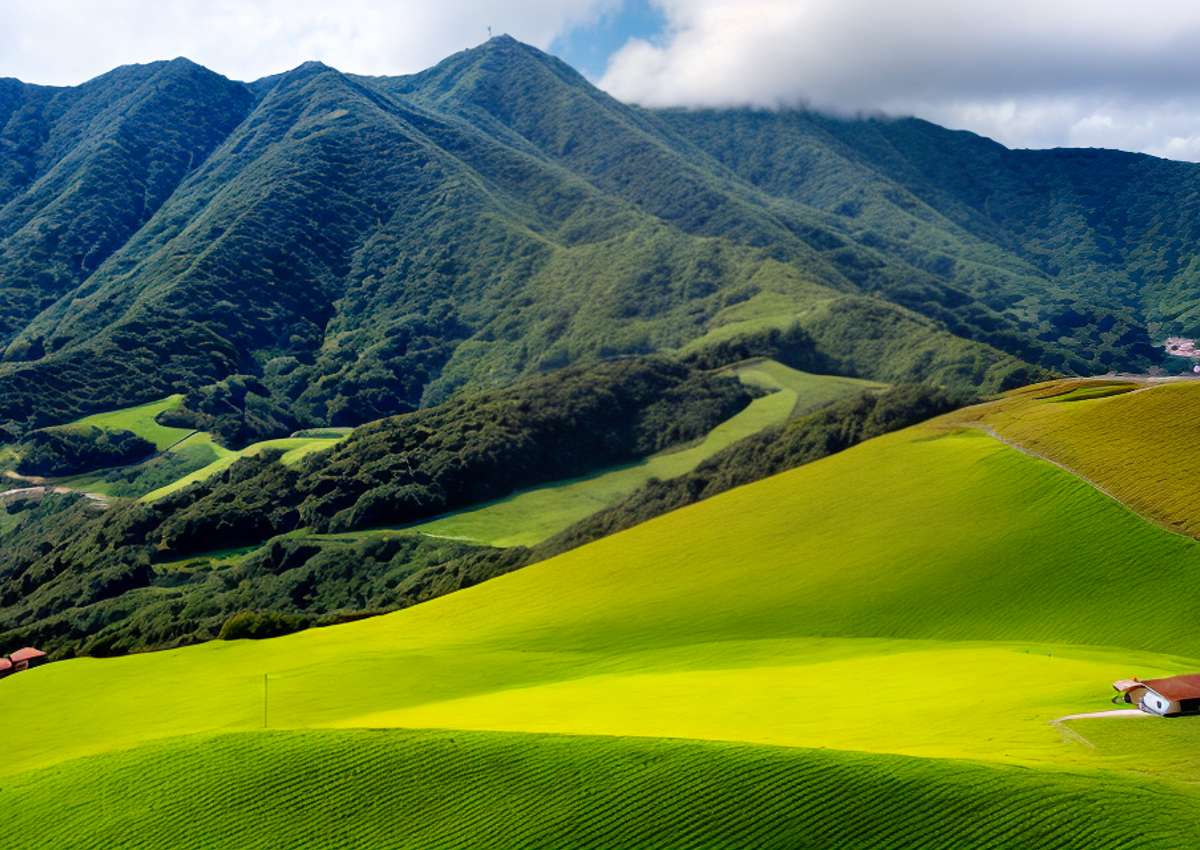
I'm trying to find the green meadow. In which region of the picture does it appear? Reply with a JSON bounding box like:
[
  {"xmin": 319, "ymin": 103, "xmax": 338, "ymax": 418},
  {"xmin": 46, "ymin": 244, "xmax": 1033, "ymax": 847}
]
[
  {"xmin": 2, "ymin": 394, "xmax": 343, "ymax": 500},
  {"xmin": 70, "ymin": 394, "xmax": 192, "ymax": 450},
  {"xmin": 7, "ymin": 385, "xmax": 1200, "ymax": 844}
]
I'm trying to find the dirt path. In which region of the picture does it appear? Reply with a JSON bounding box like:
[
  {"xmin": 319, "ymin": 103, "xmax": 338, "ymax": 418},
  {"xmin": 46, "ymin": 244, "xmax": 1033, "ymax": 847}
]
[
  {"xmin": 0, "ymin": 482, "xmax": 109, "ymax": 507},
  {"xmin": 1053, "ymin": 709, "xmax": 1145, "ymax": 722},
  {"xmin": 1050, "ymin": 709, "xmax": 1146, "ymax": 749},
  {"xmin": 0, "ymin": 430, "xmax": 201, "ymax": 508}
]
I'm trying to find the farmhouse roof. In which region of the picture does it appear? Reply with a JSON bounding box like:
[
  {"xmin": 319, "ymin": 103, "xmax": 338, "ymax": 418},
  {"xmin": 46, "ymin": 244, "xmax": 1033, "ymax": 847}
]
[
  {"xmin": 1140, "ymin": 674, "xmax": 1200, "ymax": 701},
  {"xmin": 8, "ymin": 647, "xmax": 46, "ymax": 664},
  {"xmin": 0, "ymin": 658, "xmax": 10, "ymax": 672}
]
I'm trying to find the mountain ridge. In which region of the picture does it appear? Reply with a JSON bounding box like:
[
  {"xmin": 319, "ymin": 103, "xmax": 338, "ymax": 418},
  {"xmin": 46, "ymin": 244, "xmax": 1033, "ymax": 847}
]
[{"xmin": 0, "ymin": 36, "xmax": 1191, "ymax": 436}]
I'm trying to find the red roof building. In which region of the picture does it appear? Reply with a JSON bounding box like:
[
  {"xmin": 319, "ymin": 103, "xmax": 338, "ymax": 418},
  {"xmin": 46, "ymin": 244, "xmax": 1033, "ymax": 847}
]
[
  {"xmin": 1113, "ymin": 674, "xmax": 1200, "ymax": 716},
  {"xmin": 3, "ymin": 647, "xmax": 47, "ymax": 674},
  {"xmin": 0, "ymin": 657, "xmax": 11, "ymax": 678}
]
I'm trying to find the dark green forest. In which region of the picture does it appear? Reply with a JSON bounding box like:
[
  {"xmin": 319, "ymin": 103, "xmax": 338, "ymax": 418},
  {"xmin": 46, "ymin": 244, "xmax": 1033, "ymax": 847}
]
[
  {"xmin": 0, "ymin": 357, "xmax": 752, "ymax": 655},
  {"xmin": 15, "ymin": 425, "xmax": 154, "ymax": 476}
]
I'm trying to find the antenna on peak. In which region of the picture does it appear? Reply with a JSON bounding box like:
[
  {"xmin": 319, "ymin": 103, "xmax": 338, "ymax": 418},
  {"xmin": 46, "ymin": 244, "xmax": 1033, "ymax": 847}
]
[{"xmin": 488, "ymin": 25, "xmax": 493, "ymax": 39}]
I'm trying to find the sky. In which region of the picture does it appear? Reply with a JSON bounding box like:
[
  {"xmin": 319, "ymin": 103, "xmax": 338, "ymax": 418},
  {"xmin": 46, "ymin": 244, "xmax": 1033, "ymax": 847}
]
[{"xmin": 3, "ymin": 0, "xmax": 1200, "ymax": 161}]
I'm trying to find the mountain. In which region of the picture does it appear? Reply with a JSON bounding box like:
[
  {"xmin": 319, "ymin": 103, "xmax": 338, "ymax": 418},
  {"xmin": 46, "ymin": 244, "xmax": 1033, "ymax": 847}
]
[
  {"xmin": 11, "ymin": 35, "xmax": 1173, "ymax": 435},
  {"xmin": 3, "ymin": 36, "xmax": 1198, "ymax": 440},
  {"xmin": 11, "ymin": 37, "xmax": 1200, "ymax": 845}
]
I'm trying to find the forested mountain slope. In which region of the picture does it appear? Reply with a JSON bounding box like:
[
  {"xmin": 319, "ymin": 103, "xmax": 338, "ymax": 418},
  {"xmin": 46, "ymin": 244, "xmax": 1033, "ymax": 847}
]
[
  {"xmin": 3, "ymin": 36, "xmax": 1197, "ymax": 438},
  {"xmin": 664, "ymin": 109, "xmax": 1195, "ymax": 363}
]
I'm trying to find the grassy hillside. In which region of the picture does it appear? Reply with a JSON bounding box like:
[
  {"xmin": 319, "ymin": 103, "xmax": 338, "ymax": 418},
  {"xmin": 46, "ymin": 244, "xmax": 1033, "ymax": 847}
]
[
  {"xmin": 947, "ymin": 377, "xmax": 1200, "ymax": 538},
  {"xmin": 4, "ymin": 729, "xmax": 1196, "ymax": 850},
  {"xmin": 0, "ymin": 392, "xmax": 339, "ymax": 500},
  {"xmin": 71, "ymin": 395, "xmax": 191, "ymax": 450},
  {"xmin": 0, "ymin": 357, "xmax": 754, "ymax": 656},
  {"xmin": 140, "ymin": 434, "xmax": 342, "ymax": 501},
  {"xmin": 7, "ymin": 398, "xmax": 1200, "ymax": 767},
  {"xmin": 8, "ymin": 380, "xmax": 1200, "ymax": 843}
]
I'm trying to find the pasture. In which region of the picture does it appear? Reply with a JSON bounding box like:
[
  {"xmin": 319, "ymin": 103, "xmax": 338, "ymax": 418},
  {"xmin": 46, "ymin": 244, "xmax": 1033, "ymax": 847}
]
[
  {"xmin": 71, "ymin": 394, "xmax": 192, "ymax": 450},
  {"xmin": 9, "ymin": 379, "xmax": 1200, "ymax": 845},
  {"xmin": 4, "ymin": 729, "xmax": 1196, "ymax": 850}
]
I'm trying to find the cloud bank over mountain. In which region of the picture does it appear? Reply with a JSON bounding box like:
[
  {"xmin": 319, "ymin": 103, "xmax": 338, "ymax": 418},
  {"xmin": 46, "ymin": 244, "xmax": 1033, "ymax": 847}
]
[
  {"xmin": 4, "ymin": 0, "xmax": 1200, "ymax": 159},
  {"xmin": 599, "ymin": 0, "xmax": 1200, "ymax": 160}
]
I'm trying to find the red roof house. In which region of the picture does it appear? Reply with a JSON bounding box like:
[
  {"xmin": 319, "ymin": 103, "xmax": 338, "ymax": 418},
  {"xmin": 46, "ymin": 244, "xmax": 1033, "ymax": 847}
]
[
  {"xmin": 0, "ymin": 657, "xmax": 11, "ymax": 678},
  {"xmin": 1113, "ymin": 674, "xmax": 1200, "ymax": 716},
  {"xmin": 5, "ymin": 647, "xmax": 47, "ymax": 673}
]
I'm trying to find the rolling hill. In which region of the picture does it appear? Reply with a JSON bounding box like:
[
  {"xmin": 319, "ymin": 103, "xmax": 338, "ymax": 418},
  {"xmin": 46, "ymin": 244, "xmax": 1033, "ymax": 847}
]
[{"xmin": 6, "ymin": 378, "xmax": 1200, "ymax": 846}]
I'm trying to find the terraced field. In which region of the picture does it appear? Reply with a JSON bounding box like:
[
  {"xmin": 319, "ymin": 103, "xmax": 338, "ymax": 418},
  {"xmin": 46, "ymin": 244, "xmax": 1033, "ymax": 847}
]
[
  {"xmin": 9, "ymin": 377, "xmax": 1200, "ymax": 846},
  {"xmin": 393, "ymin": 362, "xmax": 883, "ymax": 546}
]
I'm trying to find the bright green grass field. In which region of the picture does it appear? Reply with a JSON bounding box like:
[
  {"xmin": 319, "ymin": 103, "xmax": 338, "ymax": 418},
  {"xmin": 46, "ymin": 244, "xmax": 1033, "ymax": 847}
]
[
  {"xmin": 9, "ymin": 404, "xmax": 1200, "ymax": 845},
  {"xmin": 141, "ymin": 435, "xmax": 343, "ymax": 501},
  {"xmin": 70, "ymin": 394, "xmax": 192, "ymax": 450},
  {"xmin": 401, "ymin": 362, "xmax": 882, "ymax": 547},
  {"xmin": 4, "ymin": 729, "xmax": 1196, "ymax": 850}
]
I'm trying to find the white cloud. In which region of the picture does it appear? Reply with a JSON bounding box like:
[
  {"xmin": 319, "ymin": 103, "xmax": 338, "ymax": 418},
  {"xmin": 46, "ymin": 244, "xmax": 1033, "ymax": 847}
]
[
  {"xmin": 6, "ymin": 1, "xmax": 1200, "ymax": 160},
  {"xmin": 0, "ymin": 0, "xmax": 616, "ymax": 85},
  {"xmin": 599, "ymin": 0, "xmax": 1200, "ymax": 160}
]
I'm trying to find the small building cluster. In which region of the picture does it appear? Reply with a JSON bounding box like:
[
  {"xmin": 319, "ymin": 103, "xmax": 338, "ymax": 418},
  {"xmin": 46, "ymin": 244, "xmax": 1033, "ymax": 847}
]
[
  {"xmin": 0, "ymin": 647, "xmax": 47, "ymax": 679},
  {"xmin": 1113, "ymin": 674, "xmax": 1200, "ymax": 716}
]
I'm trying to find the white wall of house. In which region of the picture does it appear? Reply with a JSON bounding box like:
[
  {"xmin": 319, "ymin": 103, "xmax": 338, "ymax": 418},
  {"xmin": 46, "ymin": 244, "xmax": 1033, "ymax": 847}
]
[{"xmin": 1142, "ymin": 691, "xmax": 1179, "ymax": 715}]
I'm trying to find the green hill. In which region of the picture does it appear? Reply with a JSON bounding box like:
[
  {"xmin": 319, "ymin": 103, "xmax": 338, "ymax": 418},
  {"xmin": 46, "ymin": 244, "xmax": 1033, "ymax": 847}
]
[
  {"xmin": 948, "ymin": 377, "xmax": 1200, "ymax": 537},
  {"xmin": 5, "ymin": 729, "xmax": 1195, "ymax": 850},
  {"xmin": 0, "ymin": 356, "xmax": 756, "ymax": 656},
  {"xmin": 7, "ymin": 380, "xmax": 1200, "ymax": 844},
  {"xmin": 11, "ymin": 34, "xmax": 1200, "ymax": 847}
]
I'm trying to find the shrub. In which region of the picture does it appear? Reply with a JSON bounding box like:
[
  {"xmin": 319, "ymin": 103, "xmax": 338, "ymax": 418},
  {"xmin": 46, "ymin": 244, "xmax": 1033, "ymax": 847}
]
[
  {"xmin": 16, "ymin": 426, "xmax": 155, "ymax": 477},
  {"xmin": 218, "ymin": 610, "xmax": 308, "ymax": 641}
]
